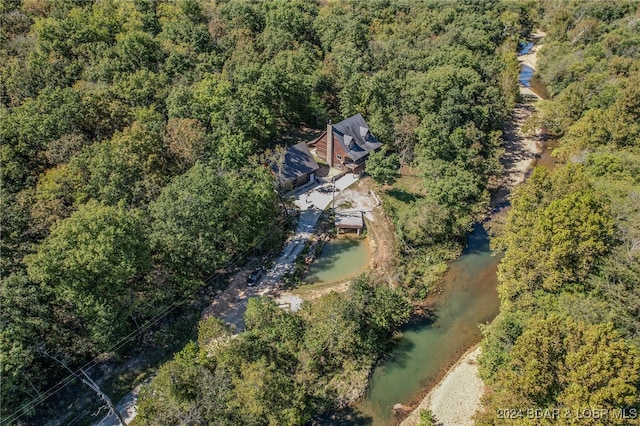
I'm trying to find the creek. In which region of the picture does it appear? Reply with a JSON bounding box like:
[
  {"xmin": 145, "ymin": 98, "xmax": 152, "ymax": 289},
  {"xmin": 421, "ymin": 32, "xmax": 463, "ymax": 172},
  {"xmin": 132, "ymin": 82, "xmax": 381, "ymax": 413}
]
[
  {"xmin": 520, "ymin": 64, "xmax": 550, "ymax": 99},
  {"xmin": 337, "ymin": 38, "xmax": 554, "ymax": 426},
  {"xmin": 352, "ymin": 225, "xmax": 501, "ymax": 425}
]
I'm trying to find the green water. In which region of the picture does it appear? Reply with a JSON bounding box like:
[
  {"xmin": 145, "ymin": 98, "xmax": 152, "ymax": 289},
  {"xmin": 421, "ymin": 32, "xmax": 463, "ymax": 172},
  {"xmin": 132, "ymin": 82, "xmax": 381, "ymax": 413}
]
[
  {"xmin": 351, "ymin": 224, "xmax": 501, "ymax": 425},
  {"xmin": 331, "ymin": 44, "xmax": 548, "ymax": 425},
  {"xmin": 303, "ymin": 237, "xmax": 370, "ymax": 284}
]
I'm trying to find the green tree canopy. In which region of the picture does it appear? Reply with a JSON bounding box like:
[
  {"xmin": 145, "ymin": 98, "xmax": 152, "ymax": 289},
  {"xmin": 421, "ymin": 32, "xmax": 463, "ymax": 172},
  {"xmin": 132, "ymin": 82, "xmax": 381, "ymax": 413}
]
[
  {"xmin": 26, "ymin": 201, "xmax": 151, "ymax": 351},
  {"xmin": 496, "ymin": 166, "xmax": 616, "ymax": 311},
  {"xmin": 149, "ymin": 162, "xmax": 281, "ymax": 280},
  {"xmin": 501, "ymin": 315, "xmax": 639, "ymax": 412},
  {"xmin": 365, "ymin": 147, "xmax": 400, "ymax": 185}
]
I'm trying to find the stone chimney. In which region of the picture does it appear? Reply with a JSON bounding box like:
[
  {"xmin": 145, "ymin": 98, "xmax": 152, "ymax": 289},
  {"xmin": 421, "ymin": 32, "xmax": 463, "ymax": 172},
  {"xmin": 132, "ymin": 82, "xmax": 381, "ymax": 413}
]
[{"xmin": 326, "ymin": 121, "xmax": 333, "ymax": 168}]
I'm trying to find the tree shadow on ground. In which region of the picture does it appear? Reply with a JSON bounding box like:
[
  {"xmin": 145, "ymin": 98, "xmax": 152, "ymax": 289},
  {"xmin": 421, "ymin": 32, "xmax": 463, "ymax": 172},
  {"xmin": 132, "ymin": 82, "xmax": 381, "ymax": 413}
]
[
  {"xmin": 312, "ymin": 406, "xmax": 373, "ymax": 425},
  {"xmin": 385, "ymin": 188, "xmax": 423, "ymax": 204}
]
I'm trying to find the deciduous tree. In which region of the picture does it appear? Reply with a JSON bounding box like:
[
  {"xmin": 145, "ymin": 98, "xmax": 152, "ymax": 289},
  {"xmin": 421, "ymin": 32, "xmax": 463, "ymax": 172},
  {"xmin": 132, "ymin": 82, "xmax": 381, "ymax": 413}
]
[
  {"xmin": 366, "ymin": 147, "xmax": 400, "ymax": 185},
  {"xmin": 26, "ymin": 201, "xmax": 151, "ymax": 350}
]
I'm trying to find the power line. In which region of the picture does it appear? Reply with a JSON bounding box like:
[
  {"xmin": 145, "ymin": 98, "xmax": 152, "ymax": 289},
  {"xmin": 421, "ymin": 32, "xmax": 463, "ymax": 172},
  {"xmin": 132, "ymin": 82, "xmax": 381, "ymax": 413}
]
[
  {"xmin": 4, "ymin": 212, "xmax": 296, "ymax": 425},
  {"xmin": 2, "ymin": 211, "xmax": 298, "ymax": 426}
]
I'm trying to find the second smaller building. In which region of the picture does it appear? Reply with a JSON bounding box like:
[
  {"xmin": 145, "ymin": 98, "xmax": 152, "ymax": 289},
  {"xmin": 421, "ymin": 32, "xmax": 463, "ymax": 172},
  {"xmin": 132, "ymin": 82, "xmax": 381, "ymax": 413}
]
[{"xmin": 272, "ymin": 141, "xmax": 320, "ymax": 192}]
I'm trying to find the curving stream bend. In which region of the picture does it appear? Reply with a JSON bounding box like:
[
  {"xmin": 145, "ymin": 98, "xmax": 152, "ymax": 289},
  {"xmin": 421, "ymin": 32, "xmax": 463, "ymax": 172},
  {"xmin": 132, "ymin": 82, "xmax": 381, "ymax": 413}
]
[{"xmin": 346, "ymin": 36, "xmax": 553, "ymax": 426}]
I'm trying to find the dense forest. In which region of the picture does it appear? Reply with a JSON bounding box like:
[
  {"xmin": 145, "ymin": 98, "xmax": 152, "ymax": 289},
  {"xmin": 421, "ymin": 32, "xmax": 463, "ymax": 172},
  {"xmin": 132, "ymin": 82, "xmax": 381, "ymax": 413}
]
[
  {"xmin": 1, "ymin": 0, "xmax": 535, "ymax": 424},
  {"xmin": 478, "ymin": 1, "xmax": 640, "ymax": 424},
  {"xmin": 136, "ymin": 276, "xmax": 410, "ymax": 425}
]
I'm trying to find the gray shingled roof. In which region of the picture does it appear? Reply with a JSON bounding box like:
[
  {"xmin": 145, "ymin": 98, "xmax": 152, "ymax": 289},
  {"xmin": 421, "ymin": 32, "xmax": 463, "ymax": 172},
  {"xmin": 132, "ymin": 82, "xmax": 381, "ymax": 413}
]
[
  {"xmin": 332, "ymin": 113, "xmax": 382, "ymax": 162},
  {"xmin": 272, "ymin": 141, "xmax": 319, "ymax": 182},
  {"xmin": 335, "ymin": 210, "xmax": 364, "ymax": 229}
]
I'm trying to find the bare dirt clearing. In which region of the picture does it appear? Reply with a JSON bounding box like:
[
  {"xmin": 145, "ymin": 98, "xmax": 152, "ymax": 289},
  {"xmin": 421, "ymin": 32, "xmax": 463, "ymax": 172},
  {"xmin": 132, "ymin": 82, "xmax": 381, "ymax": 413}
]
[
  {"xmin": 291, "ymin": 177, "xmax": 397, "ymax": 301},
  {"xmin": 337, "ymin": 177, "xmax": 396, "ymax": 275}
]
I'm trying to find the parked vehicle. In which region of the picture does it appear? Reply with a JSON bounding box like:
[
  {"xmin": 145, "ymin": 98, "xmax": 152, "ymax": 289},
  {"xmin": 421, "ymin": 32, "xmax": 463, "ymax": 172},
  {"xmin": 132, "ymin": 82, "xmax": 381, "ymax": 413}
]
[
  {"xmin": 247, "ymin": 267, "xmax": 265, "ymax": 286},
  {"xmin": 319, "ymin": 184, "xmax": 335, "ymax": 193}
]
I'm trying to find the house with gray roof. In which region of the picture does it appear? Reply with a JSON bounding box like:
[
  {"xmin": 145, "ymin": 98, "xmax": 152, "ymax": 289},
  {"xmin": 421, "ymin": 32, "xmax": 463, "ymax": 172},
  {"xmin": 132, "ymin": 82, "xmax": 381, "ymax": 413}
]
[
  {"xmin": 271, "ymin": 141, "xmax": 320, "ymax": 191},
  {"xmin": 311, "ymin": 113, "xmax": 382, "ymax": 173}
]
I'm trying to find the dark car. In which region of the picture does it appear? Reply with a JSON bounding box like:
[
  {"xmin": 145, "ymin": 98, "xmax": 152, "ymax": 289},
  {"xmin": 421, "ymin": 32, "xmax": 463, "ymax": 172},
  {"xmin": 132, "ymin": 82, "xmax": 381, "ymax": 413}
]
[
  {"xmin": 319, "ymin": 184, "xmax": 335, "ymax": 193},
  {"xmin": 247, "ymin": 267, "xmax": 264, "ymax": 286}
]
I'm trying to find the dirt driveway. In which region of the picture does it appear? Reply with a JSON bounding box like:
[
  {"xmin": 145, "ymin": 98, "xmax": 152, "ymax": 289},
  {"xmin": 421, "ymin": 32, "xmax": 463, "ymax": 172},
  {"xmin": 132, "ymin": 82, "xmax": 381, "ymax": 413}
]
[{"xmin": 201, "ymin": 172, "xmax": 361, "ymax": 329}]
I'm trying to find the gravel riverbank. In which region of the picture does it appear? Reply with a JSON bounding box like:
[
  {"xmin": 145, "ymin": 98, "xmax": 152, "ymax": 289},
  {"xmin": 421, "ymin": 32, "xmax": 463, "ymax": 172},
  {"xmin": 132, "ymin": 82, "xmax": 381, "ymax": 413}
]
[{"xmin": 400, "ymin": 346, "xmax": 484, "ymax": 426}]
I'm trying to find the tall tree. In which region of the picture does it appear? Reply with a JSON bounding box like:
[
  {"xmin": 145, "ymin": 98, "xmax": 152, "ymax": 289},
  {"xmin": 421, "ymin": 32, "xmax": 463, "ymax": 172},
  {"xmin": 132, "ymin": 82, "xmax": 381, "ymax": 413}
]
[
  {"xmin": 26, "ymin": 201, "xmax": 151, "ymax": 351},
  {"xmin": 149, "ymin": 162, "xmax": 281, "ymax": 281},
  {"xmin": 366, "ymin": 147, "xmax": 400, "ymax": 185}
]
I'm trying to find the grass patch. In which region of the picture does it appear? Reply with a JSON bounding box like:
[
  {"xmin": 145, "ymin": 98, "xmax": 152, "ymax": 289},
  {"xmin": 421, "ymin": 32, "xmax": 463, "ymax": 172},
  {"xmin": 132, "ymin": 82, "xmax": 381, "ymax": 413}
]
[
  {"xmin": 381, "ymin": 172, "xmax": 425, "ymax": 218},
  {"xmin": 386, "ymin": 188, "xmax": 423, "ymax": 204},
  {"xmin": 376, "ymin": 171, "xmax": 465, "ymax": 299}
]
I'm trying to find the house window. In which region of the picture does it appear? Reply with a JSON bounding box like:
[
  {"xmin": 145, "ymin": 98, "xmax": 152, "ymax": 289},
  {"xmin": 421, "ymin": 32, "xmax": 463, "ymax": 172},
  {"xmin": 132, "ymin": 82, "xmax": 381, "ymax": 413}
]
[{"xmin": 336, "ymin": 154, "xmax": 343, "ymax": 160}]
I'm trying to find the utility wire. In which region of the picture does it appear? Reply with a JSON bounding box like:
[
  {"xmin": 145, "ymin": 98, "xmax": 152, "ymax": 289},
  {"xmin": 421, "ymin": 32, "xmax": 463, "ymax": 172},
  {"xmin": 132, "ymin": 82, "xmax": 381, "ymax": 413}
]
[{"xmin": 2, "ymin": 210, "xmax": 299, "ymax": 426}]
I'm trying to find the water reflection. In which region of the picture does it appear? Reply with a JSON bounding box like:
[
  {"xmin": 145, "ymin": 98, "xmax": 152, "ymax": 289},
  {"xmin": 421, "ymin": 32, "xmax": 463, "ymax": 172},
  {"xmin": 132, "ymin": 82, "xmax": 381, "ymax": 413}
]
[
  {"xmin": 303, "ymin": 238, "xmax": 370, "ymax": 284},
  {"xmin": 518, "ymin": 41, "xmax": 534, "ymax": 55},
  {"xmin": 352, "ymin": 224, "xmax": 501, "ymax": 425},
  {"xmin": 461, "ymin": 223, "xmax": 490, "ymax": 254},
  {"xmin": 520, "ymin": 64, "xmax": 550, "ymax": 99},
  {"xmin": 519, "ymin": 64, "xmax": 535, "ymax": 87}
]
